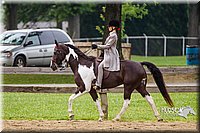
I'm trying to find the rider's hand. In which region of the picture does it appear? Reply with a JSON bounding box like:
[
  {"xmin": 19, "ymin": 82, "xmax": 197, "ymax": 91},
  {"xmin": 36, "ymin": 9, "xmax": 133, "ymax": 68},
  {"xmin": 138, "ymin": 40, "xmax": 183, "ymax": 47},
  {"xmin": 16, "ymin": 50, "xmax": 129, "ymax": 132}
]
[{"xmin": 91, "ymin": 44, "xmax": 98, "ymax": 49}]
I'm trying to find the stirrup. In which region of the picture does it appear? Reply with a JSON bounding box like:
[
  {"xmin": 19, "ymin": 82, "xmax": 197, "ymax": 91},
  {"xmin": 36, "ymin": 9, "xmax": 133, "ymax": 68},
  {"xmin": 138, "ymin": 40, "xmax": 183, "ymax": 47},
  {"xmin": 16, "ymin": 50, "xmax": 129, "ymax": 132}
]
[{"xmin": 91, "ymin": 79, "xmax": 96, "ymax": 86}]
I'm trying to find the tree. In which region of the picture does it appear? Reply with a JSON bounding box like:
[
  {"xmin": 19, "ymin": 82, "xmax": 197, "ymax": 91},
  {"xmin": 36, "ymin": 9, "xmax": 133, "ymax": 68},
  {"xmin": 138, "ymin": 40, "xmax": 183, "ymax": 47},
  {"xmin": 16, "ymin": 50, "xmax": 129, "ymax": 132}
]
[
  {"xmin": 4, "ymin": 4, "xmax": 18, "ymax": 30},
  {"xmin": 121, "ymin": 3, "xmax": 148, "ymax": 38},
  {"xmin": 3, "ymin": 3, "xmax": 95, "ymax": 38},
  {"xmin": 80, "ymin": 4, "xmax": 103, "ymax": 38},
  {"xmin": 103, "ymin": 4, "xmax": 123, "ymax": 59},
  {"xmin": 187, "ymin": 2, "xmax": 200, "ymax": 45},
  {"xmin": 96, "ymin": 3, "xmax": 148, "ymax": 59},
  {"xmin": 17, "ymin": 3, "xmax": 94, "ymax": 38}
]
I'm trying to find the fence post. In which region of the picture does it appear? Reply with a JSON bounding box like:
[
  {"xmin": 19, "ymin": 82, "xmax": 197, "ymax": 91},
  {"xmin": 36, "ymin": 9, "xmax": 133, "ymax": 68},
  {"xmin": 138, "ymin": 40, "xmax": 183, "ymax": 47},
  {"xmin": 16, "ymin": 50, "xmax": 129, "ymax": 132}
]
[
  {"xmin": 126, "ymin": 36, "xmax": 129, "ymax": 44},
  {"xmin": 182, "ymin": 36, "xmax": 185, "ymax": 56},
  {"xmin": 162, "ymin": 34, "xmax": 167, "ymax": 56},
  {"xmin": 143, "ymin": 34, "xmax": 148, "ymax": 57},
  {"xmin": 99, "ymin": 91, "xmax": 108, "ymax": 119}
]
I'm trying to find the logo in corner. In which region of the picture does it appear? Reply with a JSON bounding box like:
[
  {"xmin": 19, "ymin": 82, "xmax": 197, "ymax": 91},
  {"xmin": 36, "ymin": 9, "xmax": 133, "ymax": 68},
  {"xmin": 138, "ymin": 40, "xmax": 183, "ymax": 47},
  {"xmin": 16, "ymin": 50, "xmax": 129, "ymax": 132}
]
[{"xmin": 178, "ymin": 106, "xmax": 196, "ymax": 119}]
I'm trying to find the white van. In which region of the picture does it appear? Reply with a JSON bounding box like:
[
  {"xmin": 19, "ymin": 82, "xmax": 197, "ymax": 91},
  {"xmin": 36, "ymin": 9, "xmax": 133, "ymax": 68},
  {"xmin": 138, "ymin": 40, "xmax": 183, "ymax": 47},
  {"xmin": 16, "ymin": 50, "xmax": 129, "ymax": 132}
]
[{"xmin": 0, "ymin": 29, "xmax": 73, "ymax": 67}]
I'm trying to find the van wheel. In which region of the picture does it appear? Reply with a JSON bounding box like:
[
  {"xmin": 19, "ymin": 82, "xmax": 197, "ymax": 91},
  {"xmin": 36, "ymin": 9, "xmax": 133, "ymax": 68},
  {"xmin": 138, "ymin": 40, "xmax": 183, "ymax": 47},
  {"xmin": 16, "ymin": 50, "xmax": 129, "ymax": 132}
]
[{"xmin": 14, "ymin": 56, "xmax": 26, "ymax": 67}]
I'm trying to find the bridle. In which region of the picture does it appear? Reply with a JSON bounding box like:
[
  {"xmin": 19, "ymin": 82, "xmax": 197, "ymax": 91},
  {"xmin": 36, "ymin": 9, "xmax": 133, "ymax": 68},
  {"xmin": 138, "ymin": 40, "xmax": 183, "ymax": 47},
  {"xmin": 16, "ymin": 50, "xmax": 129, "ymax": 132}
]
[
  {"xmin": 51, "ymin": 47, "xmax": 77, "ymax": 70},
  {"xmin": 52, "ymin": 45, "xmax": 93, "ymax": 70}
]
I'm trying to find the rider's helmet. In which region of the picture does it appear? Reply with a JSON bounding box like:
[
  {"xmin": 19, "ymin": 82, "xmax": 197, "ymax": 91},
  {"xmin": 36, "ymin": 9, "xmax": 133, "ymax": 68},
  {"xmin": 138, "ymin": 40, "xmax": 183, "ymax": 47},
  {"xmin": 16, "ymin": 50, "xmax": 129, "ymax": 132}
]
[{"xmin": 108, "ymin": 20, "xmax": 120, "ymax": 28}]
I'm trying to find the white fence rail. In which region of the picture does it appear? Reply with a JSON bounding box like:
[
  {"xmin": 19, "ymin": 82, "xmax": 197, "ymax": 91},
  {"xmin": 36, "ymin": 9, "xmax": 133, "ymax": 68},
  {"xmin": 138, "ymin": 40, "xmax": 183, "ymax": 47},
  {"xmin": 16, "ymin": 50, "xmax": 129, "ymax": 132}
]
[{"xmin": 73, "ymin": 35, "xmax": 199, "ymax": 56}]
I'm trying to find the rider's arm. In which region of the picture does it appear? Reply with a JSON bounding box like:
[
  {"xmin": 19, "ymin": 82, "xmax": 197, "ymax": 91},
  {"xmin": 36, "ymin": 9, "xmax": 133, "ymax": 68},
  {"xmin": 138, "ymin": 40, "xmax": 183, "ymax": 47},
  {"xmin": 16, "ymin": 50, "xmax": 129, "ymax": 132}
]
[{"xmin": 97, "ymin": 35, "xmax": 116, "ymax": 50}]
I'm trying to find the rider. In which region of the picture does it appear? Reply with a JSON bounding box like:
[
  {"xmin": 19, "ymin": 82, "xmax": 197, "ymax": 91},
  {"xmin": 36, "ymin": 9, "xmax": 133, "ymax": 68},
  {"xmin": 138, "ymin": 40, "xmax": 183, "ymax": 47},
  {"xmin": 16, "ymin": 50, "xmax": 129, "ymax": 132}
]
[{"xmin": 91, "ymin": 20, "xmax": 120, "ymax": 90}]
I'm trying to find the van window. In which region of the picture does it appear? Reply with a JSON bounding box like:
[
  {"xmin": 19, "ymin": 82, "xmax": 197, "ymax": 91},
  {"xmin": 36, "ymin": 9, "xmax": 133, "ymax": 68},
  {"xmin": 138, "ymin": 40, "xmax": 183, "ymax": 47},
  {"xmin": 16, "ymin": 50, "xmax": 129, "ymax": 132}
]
[
  {"xmin": 26, "ymin": 33, "xmax": 40, "ymax": 46},
  {"xmin": 53, "ymin": 31, "xmax": 70, "ymax": 43},
  {"xmin": 39, "ymin": 31, "xmax": 55, "ymax": 45},
  {"xmin": 0, "ymin": 32, "xmax": 26, "ymax": 45}
]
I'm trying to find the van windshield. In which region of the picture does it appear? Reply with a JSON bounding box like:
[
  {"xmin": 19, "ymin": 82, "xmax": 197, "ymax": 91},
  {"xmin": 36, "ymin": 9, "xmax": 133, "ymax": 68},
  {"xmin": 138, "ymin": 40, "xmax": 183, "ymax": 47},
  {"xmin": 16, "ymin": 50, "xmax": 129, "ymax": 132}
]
[{"xmin": 0, "ymin": 32, "xmax": 27, "ymax": 45}]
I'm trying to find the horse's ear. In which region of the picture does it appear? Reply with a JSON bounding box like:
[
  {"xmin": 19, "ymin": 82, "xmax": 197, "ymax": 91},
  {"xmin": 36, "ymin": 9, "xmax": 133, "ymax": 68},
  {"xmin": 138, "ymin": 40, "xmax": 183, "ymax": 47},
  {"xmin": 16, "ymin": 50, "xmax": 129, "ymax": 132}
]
[{"xmin": 55, "ymin": 40, "xmax": 58, "ymax": 47}]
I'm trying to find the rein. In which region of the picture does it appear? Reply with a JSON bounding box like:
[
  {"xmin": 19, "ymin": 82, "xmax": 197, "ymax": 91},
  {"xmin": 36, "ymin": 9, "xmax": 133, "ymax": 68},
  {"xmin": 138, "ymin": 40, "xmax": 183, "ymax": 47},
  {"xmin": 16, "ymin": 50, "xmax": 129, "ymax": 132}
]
[{"xmin": 84, "ymin": 48, "xmax": 93, "ymax": 55}]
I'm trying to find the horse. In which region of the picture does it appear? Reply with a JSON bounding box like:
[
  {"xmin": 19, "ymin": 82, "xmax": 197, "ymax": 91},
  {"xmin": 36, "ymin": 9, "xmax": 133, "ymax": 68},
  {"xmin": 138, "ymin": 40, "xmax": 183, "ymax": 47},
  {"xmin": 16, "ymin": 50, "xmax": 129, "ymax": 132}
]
[
  {"xmin": 178, "ymin": 106, "xmax": 196, "ymax": 118},
  {"xmin": 50, "ymin": 41, "xmax": 174, "ymax": 121}
]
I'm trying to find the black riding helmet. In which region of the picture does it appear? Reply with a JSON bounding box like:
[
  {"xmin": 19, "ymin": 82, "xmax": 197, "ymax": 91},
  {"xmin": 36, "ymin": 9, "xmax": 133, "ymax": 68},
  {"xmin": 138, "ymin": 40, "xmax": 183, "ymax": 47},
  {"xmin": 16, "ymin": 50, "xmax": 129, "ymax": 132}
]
[{"xmin": 108, "ymin": 20, "xmax": 120, "ymax": 28}]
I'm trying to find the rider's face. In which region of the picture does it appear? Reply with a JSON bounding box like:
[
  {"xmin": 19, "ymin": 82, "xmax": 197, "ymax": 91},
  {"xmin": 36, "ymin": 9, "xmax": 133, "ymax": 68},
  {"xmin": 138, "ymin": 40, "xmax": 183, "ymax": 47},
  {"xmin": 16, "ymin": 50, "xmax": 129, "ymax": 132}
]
[{"xmin": 108, "ymin": 26, "xmax": 115, "ymax": 32}]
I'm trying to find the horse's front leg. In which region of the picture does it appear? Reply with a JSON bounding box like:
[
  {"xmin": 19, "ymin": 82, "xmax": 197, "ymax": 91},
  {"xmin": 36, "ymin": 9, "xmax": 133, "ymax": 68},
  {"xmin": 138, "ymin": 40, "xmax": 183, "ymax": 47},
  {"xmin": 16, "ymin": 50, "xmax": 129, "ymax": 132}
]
[
  {"xmin": 89, "ymin": 88, "xmax": 104, "ymax": 121},
  {"xmin": 68, "ymin": 86, "xmax": 87, "ymax": 120}
]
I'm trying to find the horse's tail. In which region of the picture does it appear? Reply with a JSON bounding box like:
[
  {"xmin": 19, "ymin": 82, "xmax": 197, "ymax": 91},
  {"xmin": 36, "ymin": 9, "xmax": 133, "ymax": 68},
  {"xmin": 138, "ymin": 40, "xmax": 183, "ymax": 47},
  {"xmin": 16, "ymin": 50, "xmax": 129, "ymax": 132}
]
[{"xmin": 141, "ymin": 61, "xmax": 174, "ymax": 107}]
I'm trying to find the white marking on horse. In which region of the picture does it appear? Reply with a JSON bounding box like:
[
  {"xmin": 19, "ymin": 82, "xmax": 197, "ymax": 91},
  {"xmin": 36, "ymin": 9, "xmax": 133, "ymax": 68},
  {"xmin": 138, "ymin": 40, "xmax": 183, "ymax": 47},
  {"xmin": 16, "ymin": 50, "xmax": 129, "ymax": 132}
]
[
  {"xmin": 66, "ymin": 47, "xmax": 78, "ymax": 61},
  {"xmin": 68, "ymin": 91, "xmax": 88, "ymax": 117},
  {"xmin": 145, "ymin": 95, "xmax": 161, "ymax": 120},
  {"xmin": 78, "ymin": 63, "xmax": 96, "ymax": 92},
  {"xmin": 95, "ymin": 99, "xmax": 104, "ymax": 118},
  {"xmin": 114, "ymin": 99, "xmax": 130, "ymax": 120}
]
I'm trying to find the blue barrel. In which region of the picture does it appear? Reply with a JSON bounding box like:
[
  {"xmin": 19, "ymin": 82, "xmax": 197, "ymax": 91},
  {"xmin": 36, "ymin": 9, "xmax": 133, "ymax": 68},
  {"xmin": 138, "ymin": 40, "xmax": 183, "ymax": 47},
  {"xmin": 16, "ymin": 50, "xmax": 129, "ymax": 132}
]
[{"xmin": 186, "ymin": 45, "xmax": 200, "ymax": 65}]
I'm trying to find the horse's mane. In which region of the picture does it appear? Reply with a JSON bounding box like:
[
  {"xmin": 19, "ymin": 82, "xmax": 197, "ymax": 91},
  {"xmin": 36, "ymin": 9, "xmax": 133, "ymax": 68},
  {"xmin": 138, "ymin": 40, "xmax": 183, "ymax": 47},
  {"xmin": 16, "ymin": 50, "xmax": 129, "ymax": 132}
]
[{"xmin": 64, "ymin": 44, "xmax": 96, "ymax": 61}]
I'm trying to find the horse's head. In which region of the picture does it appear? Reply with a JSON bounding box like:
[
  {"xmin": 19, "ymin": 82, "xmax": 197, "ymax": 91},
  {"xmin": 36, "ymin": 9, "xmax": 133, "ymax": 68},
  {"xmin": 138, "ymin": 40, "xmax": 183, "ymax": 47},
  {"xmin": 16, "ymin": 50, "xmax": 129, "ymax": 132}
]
[
  {"xmin": 178, "ymin": 106, "xmax": 196, "ymax": 118},
  {"xmin": 50, "ymin": 41, "xmax": 69, "ymax": 71},
  {"xmin": 187, "ymin": 106, "xmax": 196, "ymax": 115}
]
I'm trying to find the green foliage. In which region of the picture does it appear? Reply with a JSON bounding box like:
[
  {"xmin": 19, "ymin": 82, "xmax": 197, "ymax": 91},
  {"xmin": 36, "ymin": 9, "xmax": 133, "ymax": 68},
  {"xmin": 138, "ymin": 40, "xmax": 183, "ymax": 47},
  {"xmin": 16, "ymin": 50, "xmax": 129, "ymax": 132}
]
[
  {"xmin": 16, "ymin": 3, "xmax": 95, "ymax": 24},
  {"xmin": 47, "ymin": 4, "xmax": 95, "ymax": 22},
  {"xmin": 96, "ymin": 4, "xmax": 148, "ymax": 38},
  {"xmin": 80, "ymin": 4, "xmax": 103, "ymax": 38},
  {"xmin": 121, "ymin": 3, "xmax": 148, "ymax": 38},
  {"xmin": 3, "ymin": 92, "xmax": 197, "ymax": 121},
  {"xmin": 17, "ymin": 4, "xmax": 51, "ymax": 23},
  {"xmin": 95, "ymin": 6, "xmax": 105, "ymax": 36},
  {"xmin": 125, "ymin": 4, "xmax": 189, "ymax": 36}
]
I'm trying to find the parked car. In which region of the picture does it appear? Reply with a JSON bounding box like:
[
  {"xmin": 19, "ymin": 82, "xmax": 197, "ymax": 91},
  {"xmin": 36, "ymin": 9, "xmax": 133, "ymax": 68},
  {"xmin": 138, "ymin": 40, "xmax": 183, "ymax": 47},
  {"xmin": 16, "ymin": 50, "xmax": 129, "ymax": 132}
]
[{"xmin": 0, "ymin": 28, "xmax": 73, "ymax": 67}]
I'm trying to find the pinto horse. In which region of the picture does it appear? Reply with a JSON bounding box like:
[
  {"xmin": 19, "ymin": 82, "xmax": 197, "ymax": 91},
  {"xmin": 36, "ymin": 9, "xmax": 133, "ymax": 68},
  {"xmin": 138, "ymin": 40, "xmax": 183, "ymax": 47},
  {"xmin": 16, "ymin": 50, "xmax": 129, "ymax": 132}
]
[{"xmin": 50, "ymin": 41, "xmax": 174, "ymax": 121}]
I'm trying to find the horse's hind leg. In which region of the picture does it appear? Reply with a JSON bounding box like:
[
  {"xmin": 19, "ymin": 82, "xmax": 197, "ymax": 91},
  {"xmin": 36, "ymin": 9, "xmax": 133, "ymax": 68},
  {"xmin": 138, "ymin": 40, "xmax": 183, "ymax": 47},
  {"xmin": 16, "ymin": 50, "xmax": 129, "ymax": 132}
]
[
  {"xmin": 113, "ymin": 84, "xmax": 133, "ymax": 121},
  {"xmin": 89, "ymin": 88, "xmax": 104, "ymax": 121},
  {"xmin": 136, "ymin": 84, "xmax": 163, "ymax": 121}
]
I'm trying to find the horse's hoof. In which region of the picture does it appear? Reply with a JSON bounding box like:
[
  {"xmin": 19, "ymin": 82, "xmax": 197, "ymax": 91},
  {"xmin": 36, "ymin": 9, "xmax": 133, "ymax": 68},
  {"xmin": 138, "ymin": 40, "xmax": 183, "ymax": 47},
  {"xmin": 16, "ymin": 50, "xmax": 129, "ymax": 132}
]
[
  {"xmin": 112, "ymin": 117, "xmax": 120, "ymax": 122},
  {"xmin": 98, "ymin": 116, "xmax": 104, "ymax": 122},
  {"xmin": 158, "ymin": 118, "xmax": 164, "ymax": 122},
  {"xmin": 98, "ymin": 118, "xmax": 103, "ymax": 122},
  {"xmin": 69, "ymin": 114, "xmax": 74, "ymax": 121}
]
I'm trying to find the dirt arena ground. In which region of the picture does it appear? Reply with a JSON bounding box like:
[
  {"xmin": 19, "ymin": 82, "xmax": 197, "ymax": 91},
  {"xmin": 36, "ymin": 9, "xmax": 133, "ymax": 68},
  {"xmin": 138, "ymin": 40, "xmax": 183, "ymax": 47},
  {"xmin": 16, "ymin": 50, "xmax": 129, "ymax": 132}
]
[{"xmin": 3, "ymin": 120, "xmax": 198, "ymax": 132}]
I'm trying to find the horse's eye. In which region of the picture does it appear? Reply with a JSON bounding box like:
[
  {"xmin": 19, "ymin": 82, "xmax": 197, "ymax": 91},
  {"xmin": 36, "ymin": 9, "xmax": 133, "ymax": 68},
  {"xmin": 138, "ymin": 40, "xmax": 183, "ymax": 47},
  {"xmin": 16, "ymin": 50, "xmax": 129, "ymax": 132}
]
[
  {"xmin": 54, "ymin": 52, "xmax": 56, "ymax": 55},
  {"xmin": 56, "ymin": 51, "xmax": 60, "ymax": 54}
]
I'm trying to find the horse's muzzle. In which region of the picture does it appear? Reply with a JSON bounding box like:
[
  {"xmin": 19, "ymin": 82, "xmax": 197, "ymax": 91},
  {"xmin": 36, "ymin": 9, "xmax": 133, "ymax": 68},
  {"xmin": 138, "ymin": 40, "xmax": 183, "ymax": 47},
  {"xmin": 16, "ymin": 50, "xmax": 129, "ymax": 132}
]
[{"xmin": 50, "ymin": 60, "xmax": 58, "ymax": 71}]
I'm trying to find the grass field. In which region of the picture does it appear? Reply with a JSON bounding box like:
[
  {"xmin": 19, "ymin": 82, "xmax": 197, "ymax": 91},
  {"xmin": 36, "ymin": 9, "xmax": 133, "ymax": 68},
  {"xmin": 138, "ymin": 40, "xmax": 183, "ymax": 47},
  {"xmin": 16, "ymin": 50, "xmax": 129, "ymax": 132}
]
[
  {"xmin": 131, "ymin": 55, "xmax": 187, "ymax": 66},
  {"xmin": 2, "ymin": 56, "xmax": 191, "ymax": 84},
  {"xmin": 2, "ymin": 74, "xmax": 75, "ymax": 84},
  {"xmin": 3, "ymin": 92, "xmax": 198, "ymax": 122}
]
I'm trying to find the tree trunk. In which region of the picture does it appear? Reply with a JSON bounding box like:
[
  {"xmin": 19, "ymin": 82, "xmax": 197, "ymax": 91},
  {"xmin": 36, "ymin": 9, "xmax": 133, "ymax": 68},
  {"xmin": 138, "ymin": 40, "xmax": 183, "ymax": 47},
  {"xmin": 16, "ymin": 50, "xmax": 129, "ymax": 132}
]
[
  {"xmin": 187, "ymin": 3, "xmax": 200, "ymax": 45},
  {"xmin": 6, "ymin": 4, "xmax": 18, "ymax": 30},
  {"xmin": 198, "ymin": 2, "xmax": 200, "ymax": 44},
  {"xmin": 57, "ymin": 21, "xmax": 62, "ymax": 29},
  {"xmin": 103, "ymin": 4, "xmax": 124, "ymax": 59},
  {"xmin": 68, "ymin": 15, "xmax": 80, "ymax": 39}
]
